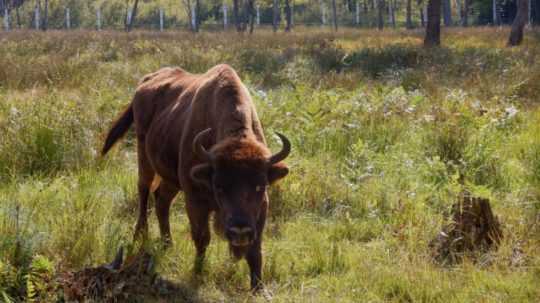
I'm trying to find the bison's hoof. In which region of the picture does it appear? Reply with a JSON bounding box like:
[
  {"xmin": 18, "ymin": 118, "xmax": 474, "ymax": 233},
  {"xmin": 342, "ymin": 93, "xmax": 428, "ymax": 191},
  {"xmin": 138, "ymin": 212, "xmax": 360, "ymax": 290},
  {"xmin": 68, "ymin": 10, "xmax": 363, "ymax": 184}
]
[
  {"xmin": 161, "ymin": 237, "xmax": 173, "ymax": 249},
  {"xmin": 194, "ymin": 255, "xmax": 206, "ymax": 274}
]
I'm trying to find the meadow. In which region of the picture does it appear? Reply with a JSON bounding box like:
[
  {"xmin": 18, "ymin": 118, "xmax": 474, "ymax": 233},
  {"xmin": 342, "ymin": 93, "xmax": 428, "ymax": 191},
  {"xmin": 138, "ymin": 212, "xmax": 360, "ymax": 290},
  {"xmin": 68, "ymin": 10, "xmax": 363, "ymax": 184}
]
[{"xmin": 1, "ymin": 27, "xmax": 540, "ymax": 302}]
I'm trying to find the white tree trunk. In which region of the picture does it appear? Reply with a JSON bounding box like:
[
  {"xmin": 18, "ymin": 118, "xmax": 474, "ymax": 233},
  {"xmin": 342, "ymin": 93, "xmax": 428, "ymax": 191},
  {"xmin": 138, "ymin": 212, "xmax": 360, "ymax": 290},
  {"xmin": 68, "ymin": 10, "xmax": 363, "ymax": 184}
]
[
  {"xmin": 159, "ymin": 8, "xmax": 164, "ymax": 31},
  {"xmin": 35, "ymin": 6, "xmax": 40, "ymax": 30},
  {"xmin": 3, "ymin": 8, "xmax": 8, "ymax": 31},
  {"xmin": 65, "ymin": 8, "xmax": 70, "ymax": 29},
  {"xmin": 97, "ymin": 8, "xmax": 101, "ymax": 30},
  {"xmin": 256, "ymin": 4, "xmax": 260, "ymax": 25},
  {"xmin": 127, "ymin": 9, "xmax": 132, "ymax": 27},
  {"xmin": 191, "ymin": 5, "xmax": 196, "ymax": 30},
  {"xmin": 223, "ymin": 4, "xmax": 228, "ymax": 28}
]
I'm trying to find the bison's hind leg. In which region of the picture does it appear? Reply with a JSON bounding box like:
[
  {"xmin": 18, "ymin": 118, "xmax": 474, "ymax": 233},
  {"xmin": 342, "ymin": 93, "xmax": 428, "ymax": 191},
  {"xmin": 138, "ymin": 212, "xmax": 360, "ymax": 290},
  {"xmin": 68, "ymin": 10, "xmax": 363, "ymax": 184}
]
[
  {"xmin": 134, "ymin": 141, "xmax": 156, "ymax": 242},
  {"xmin": 154, "ymin": 181, "xmax": 179, "ymax": 247}
]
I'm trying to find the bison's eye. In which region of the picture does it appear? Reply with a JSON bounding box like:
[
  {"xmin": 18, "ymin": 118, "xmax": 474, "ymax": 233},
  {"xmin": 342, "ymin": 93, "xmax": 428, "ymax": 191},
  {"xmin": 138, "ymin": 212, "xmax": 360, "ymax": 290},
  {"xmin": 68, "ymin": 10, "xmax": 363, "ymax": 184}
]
[{"xmin": 255, "ymin": 185, "xmax": 266, "ymax": 192}]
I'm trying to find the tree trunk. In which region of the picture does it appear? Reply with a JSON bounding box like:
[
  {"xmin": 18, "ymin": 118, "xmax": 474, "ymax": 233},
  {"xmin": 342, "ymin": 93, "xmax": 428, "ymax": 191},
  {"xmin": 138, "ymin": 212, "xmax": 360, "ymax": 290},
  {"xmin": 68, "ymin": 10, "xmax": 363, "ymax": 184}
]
[
  {"xmin": 195, "ymin": 0, "xmax": 200, "ymax": 32},
  {"xmin": 272, "ymin": 0, "xmax": 279, "ymax": 32},
  {"xmin": 233, "ymin": 0, "xmax": 241, "ymax": 31},
  {"xmin": 363, "ymin": 0, "xmax": 368, "ymax": 13},
  {"xmin": 15, "ymin": 5, "xmax": 21, "ymax": 28},
  {"xmin": 390, "ymin": 0, "xmax": 396, "ymax": 27},
  {"xmin": 424, "ymin": 0, "xmax": 441, "ymax": 46},
  {"xmin": 42, "ymin": 0, "xmax": 48, "ymax": 31},
  {"xmin": 331, "ymin": 0, "xmax": 338, "ymax": 31},
  {"xmin": 418, "ymin": 0, "xmax": 425, "ymax": 27},
  {"xmin": 442, "ymin": 0, "xmax": 452, "ymax": 26},
  {"xmin": 377, "ymin": 0, "xmax": 384, "ymax": 29},
  {"xmin": 406, "ymin": 0, "xmax": 413, "ymax": 28},
  {"xmin": 430, "ymin": 193, "xmax": 503, "ymax": 264},
  {"xmin": 248, "ymin": 0, "xmax": 255, "ymax": 33},
  {"xmin": 508, "ymin": 0, "xmax": 529, "ymax": 46},
  {"xmin": 126, "ymin": 0, "xmax": 139, "ymax": 32},
  {"xmin": 347, "ymin": 0, "xmax": 354, "ymax": 11},
  {"xmin": 456, "ymin": 0, "xmax": 462, "ymax": 25},
  {"xmin": 492, "ymin": 0, "xmax": 499, "ymax": 25},
  {"xmin": 35, "ymin": 0, "xmax": 41, "ymax": 30},
  {"xmin": 239, "ymin": 0, "xmax": 247, "ymax": 31},
  {"xmin": 185, "ymin": 0, "xmax": 192, "ymax": 31},
  {"xmin": 462, "ymin": 0, "xmax": 469, "ymax": 26},
  {"xmin": 285, "ymin": 0, "xmax": 292, "ymax": 31}
]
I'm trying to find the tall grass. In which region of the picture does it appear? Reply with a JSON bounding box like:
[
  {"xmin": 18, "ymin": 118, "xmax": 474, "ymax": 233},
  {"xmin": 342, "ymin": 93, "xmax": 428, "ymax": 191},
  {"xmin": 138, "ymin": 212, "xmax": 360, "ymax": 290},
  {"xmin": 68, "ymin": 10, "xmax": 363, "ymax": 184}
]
[{"xmin": 0, "ymin": 28, "xmax": 540, "ymax": 302}]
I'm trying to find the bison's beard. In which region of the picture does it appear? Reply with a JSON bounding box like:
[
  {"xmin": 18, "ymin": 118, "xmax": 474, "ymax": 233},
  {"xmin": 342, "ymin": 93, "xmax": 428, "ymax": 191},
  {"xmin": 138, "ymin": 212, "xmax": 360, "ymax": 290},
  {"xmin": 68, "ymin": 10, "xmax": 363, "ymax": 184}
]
[
  {"xmin": 212, "ymin": 211, "xmax": 251, "ymax": 260},
  {"xmin": 212, "ymin": 211, "xmax": 226, "ymax": 237},
  {"xmin": 229, "ymin": 244, "xmax": 250, "ymax": 260}
]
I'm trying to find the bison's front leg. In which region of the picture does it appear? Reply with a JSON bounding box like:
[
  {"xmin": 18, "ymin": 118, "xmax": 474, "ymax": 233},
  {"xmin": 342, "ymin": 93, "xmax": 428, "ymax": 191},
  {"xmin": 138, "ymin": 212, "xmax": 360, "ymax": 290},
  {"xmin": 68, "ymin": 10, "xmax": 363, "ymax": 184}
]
[
  {"xmin": 246, "ymin": 241, "xmax": 263, "ymax": 290},
  {"xmin": 186, "ymin": 199, "xmax": 211, "ymax": 274},
  {"xmin": 246, "ymin": 199, "xmax": 267, "ymax": 291}
]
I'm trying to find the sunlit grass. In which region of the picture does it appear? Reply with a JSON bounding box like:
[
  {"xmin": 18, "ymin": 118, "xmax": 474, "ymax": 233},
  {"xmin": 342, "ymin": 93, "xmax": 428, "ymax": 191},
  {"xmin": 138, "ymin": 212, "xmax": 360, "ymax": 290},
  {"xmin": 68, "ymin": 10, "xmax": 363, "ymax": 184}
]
[{"xmin": 1, "ymin": 28, "xmax": 540, "ymax": 302}]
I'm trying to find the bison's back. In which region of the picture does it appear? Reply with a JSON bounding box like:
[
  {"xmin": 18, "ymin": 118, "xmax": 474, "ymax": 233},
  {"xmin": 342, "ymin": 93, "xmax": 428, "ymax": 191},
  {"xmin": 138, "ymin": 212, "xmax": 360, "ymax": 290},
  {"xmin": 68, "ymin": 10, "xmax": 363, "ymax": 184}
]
[{"xmin": 132, "ymin": 67, "xmax": 201, "ymax": 186}]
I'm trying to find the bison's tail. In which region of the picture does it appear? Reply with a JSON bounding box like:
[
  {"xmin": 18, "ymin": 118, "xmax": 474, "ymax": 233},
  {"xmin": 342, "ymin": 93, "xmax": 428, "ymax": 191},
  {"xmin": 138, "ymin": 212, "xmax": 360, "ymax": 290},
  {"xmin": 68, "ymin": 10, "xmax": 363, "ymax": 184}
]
[{"xmin": 102, "ymin": 104, "xmax": 134, "ymax": 156}]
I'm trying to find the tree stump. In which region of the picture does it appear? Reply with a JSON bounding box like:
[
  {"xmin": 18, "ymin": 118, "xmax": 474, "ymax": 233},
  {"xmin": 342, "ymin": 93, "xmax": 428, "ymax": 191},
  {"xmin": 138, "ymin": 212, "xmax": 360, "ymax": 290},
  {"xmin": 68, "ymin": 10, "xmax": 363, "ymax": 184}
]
[{"xmin": 430, "ymin": 192, "xmax": 503, "ymax": 264}]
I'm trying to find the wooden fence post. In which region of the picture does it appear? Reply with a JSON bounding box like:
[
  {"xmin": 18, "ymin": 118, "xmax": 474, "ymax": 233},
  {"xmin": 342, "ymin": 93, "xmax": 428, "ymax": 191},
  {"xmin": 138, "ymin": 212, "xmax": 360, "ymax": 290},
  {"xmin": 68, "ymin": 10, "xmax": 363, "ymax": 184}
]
[
  {"xmin": 96, "ymin": 8, "xmax": 101, "ymax": 30},
  {"xmin": 159, "ymin": 8, "xmax": 164, "ymax": 31},
  {"xmin": 65, "ymin": 8, "xmax": 70, "ymax": 29},
  {"xmin": 223, "ymin": 3, "xmax": 228, "ymax": 29},
  {"xmin": 3, "ymin": 8, "xmax": 8, "ymax": 31},
  {"xmin": 35, "ymin": 6, "xmax": 40, "ymax": 30},
  {"xmin": 127, "ymin": 9, "xmax": 132, "ymax": 28},
  {"xmin": 528, "ymin": 0, "xmax": 532, "ymax": 26},
  {"xmin": 191, "ymin": 5, "xmax": 196, "ymax": 31},
  {"xmin": 256, "ymin": 4, "xmax": 260, "ymax": 25}
]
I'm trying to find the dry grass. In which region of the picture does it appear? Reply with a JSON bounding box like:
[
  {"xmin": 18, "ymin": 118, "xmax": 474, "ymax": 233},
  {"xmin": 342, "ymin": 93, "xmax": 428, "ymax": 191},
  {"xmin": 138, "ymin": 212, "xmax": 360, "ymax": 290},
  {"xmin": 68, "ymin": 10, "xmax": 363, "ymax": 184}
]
[{"xmin": 1, "ymin": 27, "xmax": 540, "ymax": 302}]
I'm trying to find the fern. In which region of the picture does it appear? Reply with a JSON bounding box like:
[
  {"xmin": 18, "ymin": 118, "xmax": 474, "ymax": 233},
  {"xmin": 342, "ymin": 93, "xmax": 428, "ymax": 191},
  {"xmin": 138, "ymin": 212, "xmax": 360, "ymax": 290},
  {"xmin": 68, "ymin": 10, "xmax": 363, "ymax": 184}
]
[{"xmin": 24, "ymin": 255, "xmax": 55, "ymax": 302}]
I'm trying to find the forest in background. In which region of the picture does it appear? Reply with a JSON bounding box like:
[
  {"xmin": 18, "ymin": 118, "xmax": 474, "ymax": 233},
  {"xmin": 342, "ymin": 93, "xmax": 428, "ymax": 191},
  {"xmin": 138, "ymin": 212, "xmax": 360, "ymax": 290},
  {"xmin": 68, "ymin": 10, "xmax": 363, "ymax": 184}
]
[{"xmin": 0, "ymin": 0, "xmax": 539, "ymax": 30}]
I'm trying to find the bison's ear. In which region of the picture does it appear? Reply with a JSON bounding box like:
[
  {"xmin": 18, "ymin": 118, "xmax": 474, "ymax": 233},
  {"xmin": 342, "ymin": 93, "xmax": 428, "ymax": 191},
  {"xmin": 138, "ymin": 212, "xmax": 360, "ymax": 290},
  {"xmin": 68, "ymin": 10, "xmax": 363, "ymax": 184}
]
[
  {"xmin": 190, "ymin": 163, "xmax": 213, "ymax": 189},
  {"xmin": 268, "ymin": 162, "xmax": 289, "ymax": 185}
]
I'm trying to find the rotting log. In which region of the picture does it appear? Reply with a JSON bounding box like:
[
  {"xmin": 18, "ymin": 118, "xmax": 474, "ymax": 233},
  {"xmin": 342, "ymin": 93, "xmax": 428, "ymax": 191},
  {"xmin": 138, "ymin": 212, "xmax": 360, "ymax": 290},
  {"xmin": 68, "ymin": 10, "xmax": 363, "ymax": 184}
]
[{"xmin": 61, "ymin": 247, "xmax": 179, "ymax": 301}]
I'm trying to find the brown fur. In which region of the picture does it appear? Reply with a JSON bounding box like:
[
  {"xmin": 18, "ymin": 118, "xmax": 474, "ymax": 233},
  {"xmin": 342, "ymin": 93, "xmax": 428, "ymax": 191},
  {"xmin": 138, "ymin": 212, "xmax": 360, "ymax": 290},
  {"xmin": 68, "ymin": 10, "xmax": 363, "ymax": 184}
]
[{"xmin": 102, "ymin": 64, "xmax": 289, "ymax": 290}]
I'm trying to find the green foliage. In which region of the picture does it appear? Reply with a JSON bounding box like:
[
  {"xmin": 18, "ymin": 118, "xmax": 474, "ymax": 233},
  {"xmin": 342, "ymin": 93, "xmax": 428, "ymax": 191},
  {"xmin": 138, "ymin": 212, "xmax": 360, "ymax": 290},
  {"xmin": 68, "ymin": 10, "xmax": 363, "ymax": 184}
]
[{"xmin": 0, "ymin": 28, "xmax": 539, "ymax": 301}]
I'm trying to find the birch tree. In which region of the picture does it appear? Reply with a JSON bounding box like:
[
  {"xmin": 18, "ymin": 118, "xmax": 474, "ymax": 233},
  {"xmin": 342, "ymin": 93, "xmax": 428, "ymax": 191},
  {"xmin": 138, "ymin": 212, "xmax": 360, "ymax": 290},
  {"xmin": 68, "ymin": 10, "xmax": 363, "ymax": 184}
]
[{"xmin": 126, "ymin": 0, "xmax": 139, "ymax": 32}]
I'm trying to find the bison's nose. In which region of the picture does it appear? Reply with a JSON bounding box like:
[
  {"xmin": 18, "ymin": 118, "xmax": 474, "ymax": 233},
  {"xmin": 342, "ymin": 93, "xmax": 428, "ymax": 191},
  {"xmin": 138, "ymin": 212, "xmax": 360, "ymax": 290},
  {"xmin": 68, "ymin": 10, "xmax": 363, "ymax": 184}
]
[
  {"xmin": 229, "ymin": 226, "xmax": 253, "ymax": 236},
  {"xmin": 226, "ymin": 225, "xmax": 254, "ymax": 247}
]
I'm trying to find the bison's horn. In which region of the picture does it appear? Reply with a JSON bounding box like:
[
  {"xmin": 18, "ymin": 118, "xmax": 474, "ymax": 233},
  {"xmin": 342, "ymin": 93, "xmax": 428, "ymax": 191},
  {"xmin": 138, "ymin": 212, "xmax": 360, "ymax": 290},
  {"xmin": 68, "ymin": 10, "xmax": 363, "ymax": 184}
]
[
  {"xmin": 269, "ymin": 132, "xmax": 291, "ymax": 164},
  {"xmin": 193, "ymin": 128, "xmax": 213, "ymax": 162}
]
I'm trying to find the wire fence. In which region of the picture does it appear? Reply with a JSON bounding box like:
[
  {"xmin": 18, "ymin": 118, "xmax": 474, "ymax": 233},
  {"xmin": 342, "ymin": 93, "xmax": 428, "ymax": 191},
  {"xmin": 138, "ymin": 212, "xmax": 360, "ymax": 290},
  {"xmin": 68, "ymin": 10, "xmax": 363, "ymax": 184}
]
[
  {"xmin": 0, "ymin": 5, "xmax": 384, "ymax": 32},
  {"xmin": 0, "ymin": 1, "xmax": 537, "ymax": 32}
]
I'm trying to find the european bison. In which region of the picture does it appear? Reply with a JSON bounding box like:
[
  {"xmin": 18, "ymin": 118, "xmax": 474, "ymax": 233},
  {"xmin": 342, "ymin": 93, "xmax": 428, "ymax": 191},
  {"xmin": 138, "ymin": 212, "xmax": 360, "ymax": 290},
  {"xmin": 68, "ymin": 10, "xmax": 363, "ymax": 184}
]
[{"xmin": 101, "ymin": 64, "xmax": 290, "ymax": 290}]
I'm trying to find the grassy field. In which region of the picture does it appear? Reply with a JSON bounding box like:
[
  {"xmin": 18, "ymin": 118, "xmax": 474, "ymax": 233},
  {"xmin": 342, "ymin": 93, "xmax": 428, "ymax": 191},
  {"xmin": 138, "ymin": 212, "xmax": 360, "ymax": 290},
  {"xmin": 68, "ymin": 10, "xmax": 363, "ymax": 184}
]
[{"xmin": 1, "ymin": 27, "xmax": 540, "ymax": 302}]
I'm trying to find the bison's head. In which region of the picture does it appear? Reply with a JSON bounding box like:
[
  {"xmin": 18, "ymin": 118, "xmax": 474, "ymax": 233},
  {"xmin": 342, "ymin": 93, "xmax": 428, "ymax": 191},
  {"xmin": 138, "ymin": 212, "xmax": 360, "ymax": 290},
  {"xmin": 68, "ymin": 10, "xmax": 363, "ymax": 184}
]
[{"xmin": 190, "ymin": 129, "xmax": 290, "ymax": 248}]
